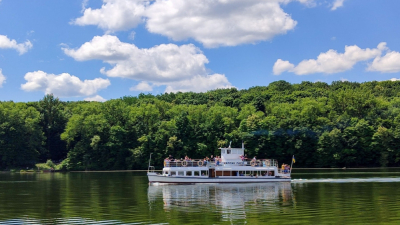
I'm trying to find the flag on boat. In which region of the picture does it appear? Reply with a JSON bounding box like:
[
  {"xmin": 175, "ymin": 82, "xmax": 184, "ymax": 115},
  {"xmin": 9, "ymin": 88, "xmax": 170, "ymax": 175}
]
[{"xmin": 292, "ymin": 155, "xmax": 296, "ymax": 163}]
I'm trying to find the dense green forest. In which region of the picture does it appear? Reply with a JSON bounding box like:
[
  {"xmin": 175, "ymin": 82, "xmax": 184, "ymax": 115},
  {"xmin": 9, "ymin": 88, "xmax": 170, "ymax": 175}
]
[{"xmin": 2, "ymin": 80, "xmax": 400, "ymax": 170}]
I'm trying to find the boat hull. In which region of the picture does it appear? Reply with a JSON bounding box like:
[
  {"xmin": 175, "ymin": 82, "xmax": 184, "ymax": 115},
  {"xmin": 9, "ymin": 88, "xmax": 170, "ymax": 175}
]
[{"xmin": 148, "ymin": 173, "xmax": 291, "ymax": 183}]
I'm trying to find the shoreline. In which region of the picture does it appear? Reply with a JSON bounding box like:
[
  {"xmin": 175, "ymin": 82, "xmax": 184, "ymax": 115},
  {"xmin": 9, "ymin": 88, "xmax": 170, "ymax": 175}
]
[{"xmin": 2, "ymin": 167, "xmax": 400, "ymax": 173}]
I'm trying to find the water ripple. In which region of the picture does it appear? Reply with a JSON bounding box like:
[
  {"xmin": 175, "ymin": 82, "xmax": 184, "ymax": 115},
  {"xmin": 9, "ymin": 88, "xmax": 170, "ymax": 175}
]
[{"xmin": 292, "ymin": 177, "xmax": 400, "ymax": 183}]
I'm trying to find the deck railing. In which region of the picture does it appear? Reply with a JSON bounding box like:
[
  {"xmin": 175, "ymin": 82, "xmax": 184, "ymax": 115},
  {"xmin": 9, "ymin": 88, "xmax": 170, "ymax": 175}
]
[
  {"xmin": 278, "ymin": 169, "xmax": 291, "ymax": 174},
  {"xmin": 164, "ymin": 160, "xmax": 207, "ymax": 167},
  {"xmin": 164, "ymin": 159, "xmax": 279, "ymax": 168}
]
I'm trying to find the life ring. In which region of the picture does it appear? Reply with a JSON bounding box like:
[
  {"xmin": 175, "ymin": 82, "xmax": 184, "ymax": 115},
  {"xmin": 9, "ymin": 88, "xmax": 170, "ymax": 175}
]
[
  {"xmin": 198, "ymin": 161, "xmax": 204, "ymax": 166},
  {"xmin": 265, "ymin": 160, "xmax": 271, "ymax": 167},
  {"xmin": 250, "ymin": 161, "xmax": 256, "ymax": 167},
  {"xmin": 256, "ymin": 160, "xmax": 261, "ymax": 166},
  {"xmin": 182, "ymin": 161, "xmax": 188, "ymax": 167}
]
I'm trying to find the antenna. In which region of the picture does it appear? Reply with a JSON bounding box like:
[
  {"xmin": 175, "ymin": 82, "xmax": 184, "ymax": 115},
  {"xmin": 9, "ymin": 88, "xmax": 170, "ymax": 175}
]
[{"xmin": 147, "ymin": 153, "xmax": 153, "ymax": 173}]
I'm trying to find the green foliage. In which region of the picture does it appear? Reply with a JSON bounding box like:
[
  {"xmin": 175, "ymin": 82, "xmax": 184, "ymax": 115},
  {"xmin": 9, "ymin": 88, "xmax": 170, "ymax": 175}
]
[
  {"xmin": 46, "ymin": 159, "xmax": 56, "ymax": 168},
  {"xmin": 0, "ymin": 101, "xmax": 44, "ymax": 170},
  {"xmin": 4, "ymin": 80, "xmax": 400, "ymax": 170}
]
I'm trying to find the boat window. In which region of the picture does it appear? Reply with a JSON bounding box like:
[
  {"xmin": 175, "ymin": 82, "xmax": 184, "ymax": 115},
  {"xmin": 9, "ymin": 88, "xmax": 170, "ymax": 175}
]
[
  {"xmin": 186, "ymin": 171, "xmax": 192, "ymax": 176},
  {"xmin": 269, "ymin": 171, "xmax": 274, "ymax": 176},
  {"xmin": 164, "ymin": 171, "xmax": 169, "ymax": 175},
  {"xmin": 178, "ymin": 171, "xmax": 184, "ymax": 176},
  {"xmin": 194, "ymin": 171, "xmax": 200, "ymax": 176},
  {"xmin": 227, "ymin": 149, "xmax": 231, "ymax": 154},
  {"xmin": 201, "ymin": 170, "xmax": 208, "ymax": 176},
  {"xmin": 221, "ymin": 149, "xmax": 225, "ymax": 154},
  {"xmin": 171, "ymin": 171, "xmax": 176, "ymax": 176}
]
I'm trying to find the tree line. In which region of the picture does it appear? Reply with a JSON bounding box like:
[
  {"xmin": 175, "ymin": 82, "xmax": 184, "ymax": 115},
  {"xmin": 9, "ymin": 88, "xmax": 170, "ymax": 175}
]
[{"xmin": 1, "ymin": 80, "xmax": 400, "ymax": 170}]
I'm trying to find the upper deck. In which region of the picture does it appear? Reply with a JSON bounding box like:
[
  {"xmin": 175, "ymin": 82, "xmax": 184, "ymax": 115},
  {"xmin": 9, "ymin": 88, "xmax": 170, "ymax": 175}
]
[
  {"xmin": 164, "ymin": 159, "xmax": 279, "ymax": 168},
  {"xmin": 164, "ymin": 144, "xmax": 279, "ymax": 168}
]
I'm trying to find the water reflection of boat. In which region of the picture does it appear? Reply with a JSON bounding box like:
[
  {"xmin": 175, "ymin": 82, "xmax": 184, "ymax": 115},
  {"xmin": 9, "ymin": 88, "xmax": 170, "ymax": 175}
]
[{"xmin": 148, "ymin": 182, "xmax": 293, "ymax": 220}]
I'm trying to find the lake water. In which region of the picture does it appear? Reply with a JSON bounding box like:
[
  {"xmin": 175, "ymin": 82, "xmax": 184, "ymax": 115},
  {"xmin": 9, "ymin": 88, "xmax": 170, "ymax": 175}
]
[{"xmin": 1, "ymin": 169, "xmax": 400, "ymax": 224}]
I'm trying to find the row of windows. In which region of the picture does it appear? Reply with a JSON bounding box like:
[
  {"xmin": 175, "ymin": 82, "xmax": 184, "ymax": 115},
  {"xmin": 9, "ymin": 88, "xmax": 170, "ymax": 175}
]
[
  {"xmin": 238, "ymin": 171, "xmax": 274, "ymax": 176},
  {"xmin": 216, "ymin": 170, "xmax": 275, "ymax": 177},
  {"xmin": 164, "ymin": 170, "xmax": 209, "ymax": 176}
]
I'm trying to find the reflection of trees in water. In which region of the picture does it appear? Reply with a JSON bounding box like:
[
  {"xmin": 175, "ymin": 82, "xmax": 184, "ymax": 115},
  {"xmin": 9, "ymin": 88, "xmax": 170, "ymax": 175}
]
[
  {"xmin": 0, "ymin": 172, "xmax": 152, "ymax": 224},
  {"xmin": 0, "ymin": 217, "xmax": 123, "ymax": 225},
  {"xmin": 148, "ymin": 182, "xmax": 294, "ymax": 220}
]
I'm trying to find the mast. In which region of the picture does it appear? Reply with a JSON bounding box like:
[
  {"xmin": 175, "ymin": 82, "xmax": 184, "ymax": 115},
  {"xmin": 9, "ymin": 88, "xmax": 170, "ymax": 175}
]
[{"xmin": 147, "ymin": 153, "xmax": 153, "ymax": 173}]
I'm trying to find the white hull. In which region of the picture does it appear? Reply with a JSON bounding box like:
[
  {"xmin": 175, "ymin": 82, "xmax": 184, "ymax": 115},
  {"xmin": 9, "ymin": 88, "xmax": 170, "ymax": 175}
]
[{"xmin": 148, "ymin": 173, "xmax": 291, "ymax": 183}]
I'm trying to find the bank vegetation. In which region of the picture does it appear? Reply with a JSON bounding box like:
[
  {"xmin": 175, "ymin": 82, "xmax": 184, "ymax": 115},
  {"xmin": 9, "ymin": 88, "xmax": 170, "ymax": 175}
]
[{"xmin": 1, "ymin": 80, "xmax": 400, "ymax": 170}]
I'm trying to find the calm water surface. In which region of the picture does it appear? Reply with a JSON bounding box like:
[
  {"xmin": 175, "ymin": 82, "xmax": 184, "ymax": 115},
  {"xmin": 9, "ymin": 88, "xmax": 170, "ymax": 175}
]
[{"xmin": 1, "ymin": 169, "xmax": 400, "ymax": 224}]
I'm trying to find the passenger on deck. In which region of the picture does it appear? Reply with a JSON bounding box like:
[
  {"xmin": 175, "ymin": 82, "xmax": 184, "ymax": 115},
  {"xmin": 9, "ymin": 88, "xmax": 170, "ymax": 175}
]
[
  {"xmin": 203, "ymin": 158, "xmax": 208, "ymax": 166},
  {"xmin": 240, "ymin": 155, "xmax": 245, "ymax": 166},
  {"xmin": 285, "ymin": 164, "xmax": 290, "ymax": 173},
  {"xmin": 168, "ymin": 155, "xmax": 174, "ymax": 161},
  {"xmin": 283, "ymin": 164, "xmax": 288, "ymax": 173},
  {"xmin": 164, "ymin": 158, "xmax": 170, "ymax": 167}
]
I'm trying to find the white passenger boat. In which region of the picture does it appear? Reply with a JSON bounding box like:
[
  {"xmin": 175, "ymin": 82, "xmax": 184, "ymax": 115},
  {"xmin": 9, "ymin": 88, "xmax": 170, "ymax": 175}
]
[{"xmin": 147, "ymin": 144, "xmax": 292, "ymax": 184}]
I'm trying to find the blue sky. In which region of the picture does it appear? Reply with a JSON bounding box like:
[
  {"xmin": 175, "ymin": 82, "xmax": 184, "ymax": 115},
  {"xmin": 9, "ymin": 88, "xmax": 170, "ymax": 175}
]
[{"xmin": 0, "ymin": 0, "xmax": 399, "ymax": 102}]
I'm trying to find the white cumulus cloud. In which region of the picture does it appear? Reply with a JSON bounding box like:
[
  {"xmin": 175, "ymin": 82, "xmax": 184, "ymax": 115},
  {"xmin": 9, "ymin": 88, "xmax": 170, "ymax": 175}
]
[
  {"xmin": 0, "ymin": 69, "xmax": 6, "ymax": 87},
  {"xmin": 0, "ymin": 35, "xmax": 33, "ymax": 55},
  {"xmin": 273, "ymin": 59, "xmax": 295, "ymax": 75},
  {"xmin": 72, "ymin": 0, "xmax": 320, "ymax": 48},
  {"xmin": 63, "ymin": 35, "xmax": 231, "ymax": 92},
  {"xmin": 73, "ymin": 0, "xmax": 147, "ymax": 33},
  {"xmin": 273, "ymin": 42, "xmax": 387, "ymax": 75},
  {"xmin": 21, "ymin": 71, "xmax": 111, "ymax": 97},
  {"xmin": 368, "ymin": 50, "xmax": 400, "ymax": 73},
  {"xmin": 130, "ymin": 81, "xmax": 153, "ymax": 92},
  {"xmin": 163, "ymin": 74, "xmax": 232, "ymax": 93},
  {"xmin": 145, "ymin": 0, "xmax": 297, "ymax": 48},
  {"xmin": 331, "ymin": 0, "xmax": 345, "ymax": 10},
  {"xmin": 84, "ymin": 95, "xmax": 107, "ymax": 102}
]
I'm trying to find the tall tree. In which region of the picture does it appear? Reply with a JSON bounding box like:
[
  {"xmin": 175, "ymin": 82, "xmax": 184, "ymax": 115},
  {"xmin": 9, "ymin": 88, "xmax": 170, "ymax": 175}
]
[{"xmin": 36, "ymin": 94, "xmax": 68, "ymax": 162}]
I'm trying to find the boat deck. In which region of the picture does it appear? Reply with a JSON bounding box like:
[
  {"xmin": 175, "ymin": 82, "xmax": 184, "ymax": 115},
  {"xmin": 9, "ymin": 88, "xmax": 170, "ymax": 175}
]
[{"xmin": 164, "ymin": 159, "xmax": 279, "ymax": 168}]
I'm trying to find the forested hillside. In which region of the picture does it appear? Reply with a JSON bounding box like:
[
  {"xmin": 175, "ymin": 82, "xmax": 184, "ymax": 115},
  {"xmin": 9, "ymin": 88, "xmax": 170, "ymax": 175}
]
[{"xmin": 2, "ymin": 80, "xmax": 400, "ymax": 170}]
